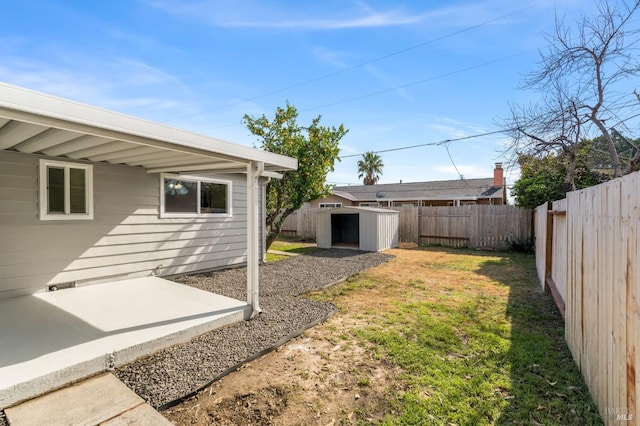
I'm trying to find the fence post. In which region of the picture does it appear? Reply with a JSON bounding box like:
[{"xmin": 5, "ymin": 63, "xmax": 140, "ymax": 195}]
[{"xmin": 545, "ymin": 209, "xmax": 553, "ymax": 290}]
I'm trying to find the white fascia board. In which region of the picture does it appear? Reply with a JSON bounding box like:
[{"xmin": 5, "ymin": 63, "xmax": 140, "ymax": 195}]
[
  {"xmin": 358, "ymin": 195, "xmax": 480, "ymax": 202},
  {"xmin": 262, "ymin": 171, "xmax": 283, "ymax": 179},
  {"xmin": 0, "ymin": 83, "xmax": 297, "ymax": 171}
]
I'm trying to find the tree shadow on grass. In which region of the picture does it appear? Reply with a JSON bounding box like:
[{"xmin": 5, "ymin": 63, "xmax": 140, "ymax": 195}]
[{"xmin": 475, "ymin": 255, "xmax": 603, "ymax": 425}]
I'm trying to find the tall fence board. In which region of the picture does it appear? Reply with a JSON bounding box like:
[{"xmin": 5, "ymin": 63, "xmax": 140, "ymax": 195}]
[
  {"xmin": 535, "ymin": 171, "xmax": 639, "ymax": 425},
  {"xmin": 551, "ymin": 199, "xmax": 567, "ymax": 303},
  {"xmin": 282, "ymin": 205, "xmax": 532, "ymax": 250},
  {"xmin": 534, "ymin": 202, "xmax": 549, "ymax": 290},
  {"xmin": 418, "ymin": 206, "xmax": 472, "ymax": 248},
  {"xmin": 396, "ymin": 206, "xmax": 419, "ymax": 243}
]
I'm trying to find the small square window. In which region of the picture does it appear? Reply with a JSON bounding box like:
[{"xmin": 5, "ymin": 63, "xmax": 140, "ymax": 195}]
[{"xmin": 39, "ymin": 159, "xmax": 93, "ymax": 220}]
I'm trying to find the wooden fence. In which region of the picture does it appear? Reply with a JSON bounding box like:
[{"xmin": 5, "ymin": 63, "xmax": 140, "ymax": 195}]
[
  {"xmin": 535, "ymin": 171, "xmax": 639, "ymax": 425},
  {"xmin": 283, "ymin": 205, "xmax": 532, "ymax": 250}
]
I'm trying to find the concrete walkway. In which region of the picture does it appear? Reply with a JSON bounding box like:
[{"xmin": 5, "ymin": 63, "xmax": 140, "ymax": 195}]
[
  {"xmin": 0, "ymin": 276, "xmax": 250, "ymax": 409},
  {"xmin": 5, "ymin": 373, "xmax": 171, "ymax": 425}
]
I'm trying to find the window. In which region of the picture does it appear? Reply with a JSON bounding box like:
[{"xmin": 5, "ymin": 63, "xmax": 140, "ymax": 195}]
[
  {"xmin": 359, "ymin": 202, "xmax": 379, "ymax": 207},
  {"xmin": 319, "ymin": 202, "xmax": 342, "ymax": 208},
  {"xmin": 39, "ymin": 159, "xmax": 93, "ymax": 220},
  {"xmin": 160, "ymin": 174, "xmax": 231, "ymax": 217}
]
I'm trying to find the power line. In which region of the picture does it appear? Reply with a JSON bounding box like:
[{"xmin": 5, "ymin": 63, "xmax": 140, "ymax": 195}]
[
  {"xmin": 443, "ymin": 142, "xmax": 464, "ymax": 180},
  {"xmin": 340, "ymin": 129, "xmax": 508, "ymax": 158},
  {"xmin": 168, "ymin": 1, "xmax": 550, "ymax": 122},
  {"xmin": 195, "ymin": 50, "xmax": 534, "ymax": 132},
  {"xmin": 301, "ymin": 52, "xmax": 533, "ymax": 112}
]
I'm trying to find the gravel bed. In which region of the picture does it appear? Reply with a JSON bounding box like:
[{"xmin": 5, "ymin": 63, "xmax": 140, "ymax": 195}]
[{"xmin": 114, "ymin": 249, "xmax": 393, "ymax": 409}]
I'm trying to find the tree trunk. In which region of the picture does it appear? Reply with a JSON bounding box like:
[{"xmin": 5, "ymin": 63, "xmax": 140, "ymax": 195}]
[
  {"xmin": 264, "ymin": 207, "xmax": 297, "ymax": 251},
  {"xmin": 563, "ymin": 149, "xmax": 577, "ymax": 192}
]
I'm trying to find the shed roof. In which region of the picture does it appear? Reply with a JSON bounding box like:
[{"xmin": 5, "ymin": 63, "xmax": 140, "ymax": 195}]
[
  {"xmin": 0, "ymin": 83, "xmax": 297, "ymax": 174},
  {"xmin": 316, "ymin": 206, "xmax": 399, "ymax": 215},
  {"xmin": 332, "ymin": 178, "xmax": 502, "ymax": 200}
]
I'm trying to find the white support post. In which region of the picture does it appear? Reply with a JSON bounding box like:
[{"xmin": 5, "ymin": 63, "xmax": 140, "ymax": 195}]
[{"xmin": 247, "ymin": 161, "xmax": 264, "ymax": 315}]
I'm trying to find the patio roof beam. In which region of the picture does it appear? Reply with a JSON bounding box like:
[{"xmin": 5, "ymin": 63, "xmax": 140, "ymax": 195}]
[
  {"xmin": 64, "ymin": 140, "xmax": 128, "ymax": 159},
  {"xmin": 0, "ymin": 121, "xmax": 49, "ymax": 149},
  {"xmin": 13, "ymin": 128, "xmax": 83, "ymax": 154},
  {"xmin": 147, "ymin": 161, "xmax": 248, "ymax": 174},
  {"xmin": 41, "ymin": 135, "xmax": 112, "ymax": 157}
]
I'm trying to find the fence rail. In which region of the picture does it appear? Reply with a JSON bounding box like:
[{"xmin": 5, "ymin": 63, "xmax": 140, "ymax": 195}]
[
  {"xmin": 535, "ymin": 171, "xmax": 639, "ymax": 425},
  {"xmin": 283, "ymin": 205, "xmax": 532, "ymax": 250}
]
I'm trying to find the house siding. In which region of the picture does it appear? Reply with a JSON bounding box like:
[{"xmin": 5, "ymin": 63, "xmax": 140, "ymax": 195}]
[
  {"xmin": 309, "ymin": 194, "xmax": 354, "ymax": 208},
  {"xmin": 0, "ymin": 150, "xmax": 248, "ymax": 299}
]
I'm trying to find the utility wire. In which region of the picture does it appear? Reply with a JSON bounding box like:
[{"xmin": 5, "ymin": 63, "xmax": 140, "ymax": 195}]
[
  {"xmin": 197, "ymin": 50, "xmax": 533, "ymax": 132},
  {"xmin": 301, "ymin": 52, "xmax": 532, "ymax": 112},
  {"xmin": 168, "ymin": 1, "xmax": 550, "ymax": 122},
  {"xmin": 443, "ymin": 142, "xmax": 465, "ymax": 180},
  {"xmin": 340, "ymin": 129, "xmax": 508, "ymax": 158}
]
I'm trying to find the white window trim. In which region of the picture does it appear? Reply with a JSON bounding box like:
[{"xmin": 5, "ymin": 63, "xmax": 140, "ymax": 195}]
[
  {"xmin": 160, "ymin": 173, "xmax": 232, "ymax": 218},
  {"xmin": 359, "ymin": 202, "xmax": 379, "ymax": 207},
  {"xmin": 39, "ymin": 159, "xmax": 94, "ymax": 221},
  {"xmin": 319, "ymin": 202, "xmax": 342, "ymax": 208}
]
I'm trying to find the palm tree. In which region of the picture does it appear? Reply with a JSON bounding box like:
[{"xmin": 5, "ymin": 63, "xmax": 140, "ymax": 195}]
[{"xmin": 357, "ymin": 151, "xmax": 384, "ymax": 185}]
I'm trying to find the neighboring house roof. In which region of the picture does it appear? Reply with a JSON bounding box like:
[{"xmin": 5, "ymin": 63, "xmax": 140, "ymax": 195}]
[
  {"xmin": 332, "ymin": 178, "xmax": 504, "ymax": 201},
  {"xmin": 0, "ymin": 83, "xmax": 297, "ymax": 175},
  {"xmin": 330, "ymin": 190, "xmax": 359, "ymax": 202}
]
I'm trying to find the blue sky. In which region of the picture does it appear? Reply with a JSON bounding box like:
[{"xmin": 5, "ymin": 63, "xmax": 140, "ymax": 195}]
[{"xmin": 1, "ymin": 0, "xmax": 598, "ymax": 189}]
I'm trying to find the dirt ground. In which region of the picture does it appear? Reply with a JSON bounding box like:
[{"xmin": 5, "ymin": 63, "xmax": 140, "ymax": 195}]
[
  {"xmin": 162, "ymin": 324, "xmax": 402, "ymax": 425},
  {"xmin": 161, "ymin": 245, "xmax": 478, "ymax": 425}
]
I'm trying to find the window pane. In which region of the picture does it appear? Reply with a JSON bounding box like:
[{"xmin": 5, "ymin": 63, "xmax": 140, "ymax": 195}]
[
  {"xmin": 47, "ymin": 167, "xmax": 65, "ymax": 213},
  {"xmin": 164, "ymin": 179, "xmax": 197, "ymax": 213},
  {"xmin": 200, "ymin": 182, "xmax": 228, "ymax": 214},
  {"xmin": 69, "ymin": 168, "xmax": 87, "ymax": 214}
]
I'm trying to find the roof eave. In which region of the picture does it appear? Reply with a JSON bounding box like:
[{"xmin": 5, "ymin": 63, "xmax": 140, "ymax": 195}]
[{"xmin": 0, "ymin": 83, "xmax": 297, "ymax": 172}]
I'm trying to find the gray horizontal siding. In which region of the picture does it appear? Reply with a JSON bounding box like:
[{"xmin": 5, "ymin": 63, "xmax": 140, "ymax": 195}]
[{"xmin": 0, "ymin": 150, "xmax": 250, "ymax": 298}]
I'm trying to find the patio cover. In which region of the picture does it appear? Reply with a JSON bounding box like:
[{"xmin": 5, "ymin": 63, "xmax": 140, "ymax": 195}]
[{"xmin": 0, "ymin": 82, "xmax": 298, "ymax": 313}]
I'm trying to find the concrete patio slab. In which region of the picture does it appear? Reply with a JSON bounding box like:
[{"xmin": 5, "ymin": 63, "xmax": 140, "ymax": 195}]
[
  {"xmin": 0, "ymin": 277, "xmax": 250, "ymax": 409},
  {"xmin": 5, "ymin": 373, "xmax": 171, "ymax": 425}
]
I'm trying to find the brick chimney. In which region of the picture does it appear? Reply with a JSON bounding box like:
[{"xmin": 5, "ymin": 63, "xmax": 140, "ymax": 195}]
[{"xmin": 493, "ymin": 163, "xmax": 504, "ymax": 187}]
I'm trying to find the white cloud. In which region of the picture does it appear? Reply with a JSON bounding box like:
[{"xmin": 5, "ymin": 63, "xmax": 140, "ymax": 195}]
[
  {"xmin": 0, "ymin": 52, "xmax": 198, "ymax": 125},
  {"xmin": 145, "ymin": 0, "xmax": 446, "ymax": 30},
  {"xmin": 311, "ymin": 46, "xmax": 349, "ymax": 68}
]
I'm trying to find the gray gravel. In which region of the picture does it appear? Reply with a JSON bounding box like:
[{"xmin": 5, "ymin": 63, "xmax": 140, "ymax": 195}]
[{"xmin": 114, "ymin": 249, "xmax": 393, "ymax": 409}]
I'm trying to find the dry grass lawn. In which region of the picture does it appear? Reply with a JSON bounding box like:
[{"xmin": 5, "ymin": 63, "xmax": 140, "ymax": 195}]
[{"xmin": 163, "ymin": 245, "xmax": 602, "ymax": 425}]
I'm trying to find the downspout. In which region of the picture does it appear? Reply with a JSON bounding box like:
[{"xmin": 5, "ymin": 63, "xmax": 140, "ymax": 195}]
[
  {"xmin": 260, "ymin": 177, "xmax": 271, "ymax": 263},
  {"xmin": 247, "ymin": 160, "xmax": 264, "ymax": 316}
]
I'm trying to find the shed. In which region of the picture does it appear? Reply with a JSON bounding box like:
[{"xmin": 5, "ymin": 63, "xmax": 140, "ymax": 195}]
[{"xmin": 316, "ymin": 206, "xmax": 399, "ymax": 252}]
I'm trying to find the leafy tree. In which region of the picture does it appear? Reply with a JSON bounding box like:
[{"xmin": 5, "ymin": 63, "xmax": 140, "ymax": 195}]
[
  {"xmin": 243, "ymin": 103, "xmax": 347, "ymax": 249},
  {"xmin": 584, "ymin": 133, "xmax": 640, "ymax": 174},
  {"xmin": 357, "ymin": 151, "xmax": 384, "ymax": 185},
  {"xmin": 512, "ymin": 151, "xmax": 606, "ymax": 209}
]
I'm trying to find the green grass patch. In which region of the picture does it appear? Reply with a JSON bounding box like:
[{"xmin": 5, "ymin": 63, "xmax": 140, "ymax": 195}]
[
  {"xmin": 265, "ymin": 252, "xmax": 287, "ymax": 262},
  {"xmin": 320, "ymin": 248, "xmax": 602, "ymax": 425},
  {"xmin": 269, "ymin": 240, "xmax": 321, "ymax": 255}
]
